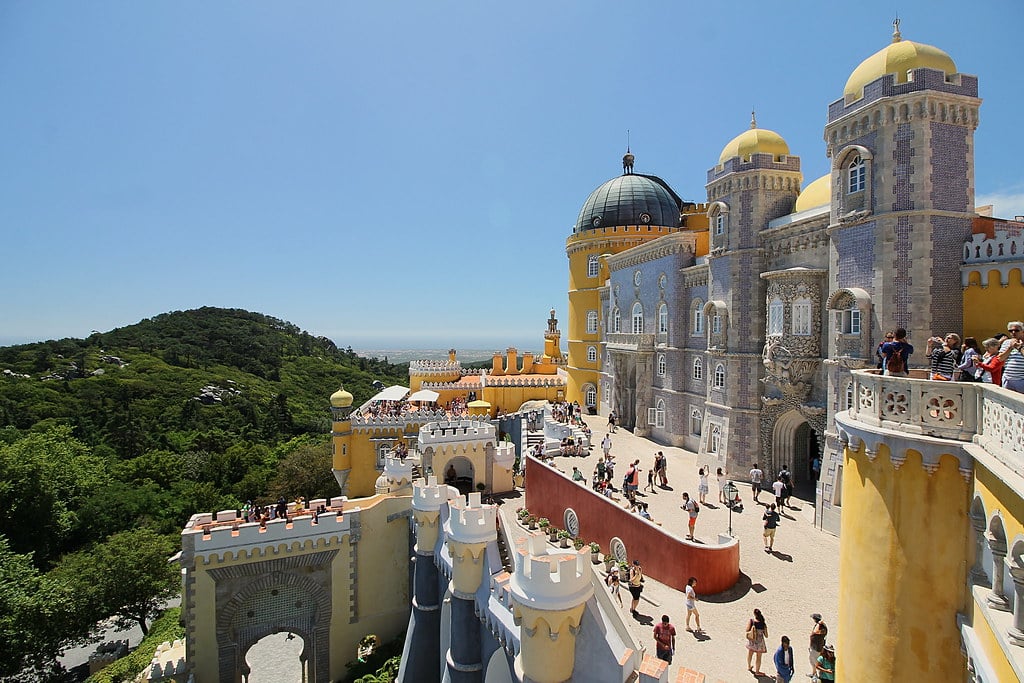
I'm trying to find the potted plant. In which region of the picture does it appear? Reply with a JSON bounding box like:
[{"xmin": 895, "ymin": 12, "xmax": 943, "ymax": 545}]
[
  {"xmin": 558, "ymin": 529, "xmax": 572, "ymax": 548},
  {"xmin": 476, "ymin": 482, "xmax": 487, "ymax": 494},
  {"xmin": 527, "ymin": 515, "xmax": 538, "ymax": 530},
  {"xmin": 538, "ymin": 517, "xmax": 550, "ymax": 532},
  {"xmin": 604, "ymin": 554, "xmax": 616, "ymax": 574},
  {"xmin": 589, "ymin": 542, "xmax": 601, "ymax": 564}
]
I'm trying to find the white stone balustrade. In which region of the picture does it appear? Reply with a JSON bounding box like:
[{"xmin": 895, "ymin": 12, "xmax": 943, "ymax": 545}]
[{"xmin": 846, "ymin": 369, "xmax": 1024, "ymax": 473}]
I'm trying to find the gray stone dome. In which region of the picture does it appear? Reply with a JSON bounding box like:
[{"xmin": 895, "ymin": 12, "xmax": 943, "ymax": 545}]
[{"xmin": 574, "ymin": 173, "xmax": 682, "ymax": 233}]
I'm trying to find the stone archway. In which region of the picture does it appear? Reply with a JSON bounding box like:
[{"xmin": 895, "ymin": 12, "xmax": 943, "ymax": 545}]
[
  {"xmin": 441, "ymin": 455, "xmax": 475, "ymax": 494},
  {"xmin": 771, "ymin": 409, "xmax": 816, "ymax": 495},
  {"xmin": 211, "ymin": 554, "xmax": 336, "ymax": 683}
]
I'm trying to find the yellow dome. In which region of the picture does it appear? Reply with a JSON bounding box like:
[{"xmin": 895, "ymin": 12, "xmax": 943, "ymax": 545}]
[
  {"xmin": 795, "ymin": 174, "xmax": 831, "ymax": 212},
  {"xmin": 843, "ymin": 28, "xmax": 956, "ymax": 101},
  {"xmin": 330, "ymin": 386, "xmax": 353, "ymax": 408},
  {"xmin": 718, "ymin": 115, "xmax": 790, "ymax": 164}
]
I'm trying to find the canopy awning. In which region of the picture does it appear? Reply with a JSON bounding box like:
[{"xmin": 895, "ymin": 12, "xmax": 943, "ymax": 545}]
[
  {"xmin": 467, "ymin": 400, "xmax": 491, "ymax": 408},
  {"xmin": 370, "ymin": 385, "xmax": 410, "ymax": 402},
  {"xmin": 407, "ymin": 389, "xmax": 440, "ymax": 402}
]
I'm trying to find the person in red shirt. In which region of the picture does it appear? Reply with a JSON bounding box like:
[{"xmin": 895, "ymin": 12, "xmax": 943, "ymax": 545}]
[{"xmin": 654, "ymin": 614, "xmax": 677, "ymax": 664}]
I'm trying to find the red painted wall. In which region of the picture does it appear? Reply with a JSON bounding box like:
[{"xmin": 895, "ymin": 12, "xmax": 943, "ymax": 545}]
[{"xmin": 524, "ymin": 455, "xmax": 740, "ymax": 594}]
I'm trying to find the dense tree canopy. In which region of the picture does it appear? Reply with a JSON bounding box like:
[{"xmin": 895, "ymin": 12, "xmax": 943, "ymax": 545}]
[{"xmin": 0, "ymin": 308, "xmax": 409, "ymax": 679}]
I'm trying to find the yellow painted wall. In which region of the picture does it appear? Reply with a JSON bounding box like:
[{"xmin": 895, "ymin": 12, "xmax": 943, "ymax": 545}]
[
  {"xmin": 968, "ymin": 601, "xmax": 1019, "ymax": 683},
  {"xmin": 838, "ymin": 445, "xmax": 969, "ymax": 682},
  {"xmin": 480, "ymin": 384, "xmax": 562, "ymax": 415},
  {"xmin": 963, "ymin": 274, "xmax": 1024, "ymax": 342}
]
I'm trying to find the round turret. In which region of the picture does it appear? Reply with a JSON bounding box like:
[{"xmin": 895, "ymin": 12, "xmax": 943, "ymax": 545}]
[
  {"xmin": 718, "ymin": 112, "xmax": 790, "ymax": 163},
  {"xmin": 330, "ymin": 386, "xmax": 353, "ymax": 408},
  {"xmin": 795, "ymin": 173, "xmax": 831, "ymax": 212},
  {"xmin": 843, "ymin": 21, "xmax": 956, "ymax": 101}
]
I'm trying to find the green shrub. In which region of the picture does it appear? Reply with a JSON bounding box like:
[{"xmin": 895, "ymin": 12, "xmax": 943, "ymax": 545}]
[{"xmin": 86, "ymin": 608, "xmax": 184, "ymax": 683}]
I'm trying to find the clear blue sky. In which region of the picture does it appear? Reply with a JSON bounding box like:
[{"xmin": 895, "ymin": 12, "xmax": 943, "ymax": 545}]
[{"xmin": 2, "ymin": 1, "xmax": 1022, "ymax": 350}]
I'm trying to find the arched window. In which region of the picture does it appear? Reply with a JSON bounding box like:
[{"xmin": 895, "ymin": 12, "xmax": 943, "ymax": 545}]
[
  {"xmin": 587, "ymin": 346, "xmax": 597, "ymax": 363},
  {"xmin": 792, "ymin": 298, "xmax": 812, "ymax": 336},
  {"xmin": 587, "ymin": 310, "xmax": 598, "ymax": 334},
  {"xmin": 583, "ymin": 384, "xmax": 597, "ymax": 407},
  {"xmin": 377, "ymin": 442, "xmax": 392, "ymax": 468},
  {"xmin": 692, "ymin": 303, "xmax": 704, "ymax": 336},
  {"xmin": 658, "ymin": 304, "xmax": 669, "ymax": 334},
  {"xmin": 713, "ymin": 363, "xmax": 725, "ymax": 388},
  {"xmin": 715, "ymin": 213, "xmax": 726, "ymax": 236},
  {"xmin": 648, "ymin": 398, "xmax": 666, "ymax": 428},
  {"xmin": 657, "ymin": 353, "xmax": 666, "ymax": 377},
  {"xmin": 768, "ymin": 297, "xmax": 784, "ymax": 336},
  {"xmin": 709, "ymin": 424, "xmax": 721, "ymax": 453},
  {"xmin": 690, "ymin": 408, "xmax": 702, "ymax": 436},
  {"xmin": 631, "ymin": 302, "xmax": 644, "ymax": 334},
  {"xmin": 612, "ymin": 308, "xmax": 621, "ymax": 333},
  {"xmin": 587, "ymin": 254, "xmax": 599, "ymax": 278},
  {"xmin": 693, "ymin": 357, "xmax": 703, "ymax": 380},
  {"xmin": 712, "ymin": 314, "xmax": 722, "ymax": 334},
  {"xmin": 847, "ymin": 154, "xmax": 866, "ymax": 193}
]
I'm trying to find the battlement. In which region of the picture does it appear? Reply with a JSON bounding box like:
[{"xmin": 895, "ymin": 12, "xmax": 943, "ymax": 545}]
[
  {"xmin": 482, "ymin": 375, "xmax": 566, "ymax": 388},
  {"xmin": 413, "ymin": 475, "xmax": 451, "ymax": 512},
  {"xmin": 509, "ymin": 532, "xmax": 594, "ymax": 612},
  {"xmin": 351, "ymin": 409, "xmax": 449, "ymax": 429},
  {"xmin": 964, "ymin": 227, "xmax": 1024, "ymax": 264},
  {"xmin": 409, "ymin": 359, "xmax": 463, "ymax": 373},
  {"xmin": 447, "ymin": 492, "xmax": 497, "ymax": 544},
  {"xmin": 420, "ymin": 378, "xmax": 484, "ymax": 391},
  {"xmin": 383, "ymin": 456, "xmax": 413, "ymax": 483},
  {"xmin": 493, "ymin": 442, "xmax": 516, "ymax": 469},
  {"xmin": 182, "ymin": 502, "xmax": 353, "ymax": 561},
  {"xmin": 418, "ymin": 419, "xmax": 495, "ymax": 445}
]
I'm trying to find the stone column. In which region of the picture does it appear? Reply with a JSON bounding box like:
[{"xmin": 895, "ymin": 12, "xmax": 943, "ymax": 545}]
[
  {"xmin": 401, "ymin": 476, "xmax": 447, "ymax": 683},
  {"xmin": 987, "ymin": 533, "xmax": 1011, "ymax": 611},
  {"xmin": 510, "ymin": 533, "xmax": 594, "ymax": 683},
  {"xmin": 1007, "ymin": 565, "xmax": 1024, "ymax": 646},
  {"xmin": 969, "ymin": 513, "xmax": 990, "ymax": 587},
  {"xmin": 445, "ymin": 492, "xmax": 497, "ymax": 683}
]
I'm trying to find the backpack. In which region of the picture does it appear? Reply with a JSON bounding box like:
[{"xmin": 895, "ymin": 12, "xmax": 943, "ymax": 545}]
[
  {"xmin": 886, "ymin": 343, "xmax": 905, "ymax": 374},
  {"xmin": 693, "ymin": 502, "xmax": 700, "ymax": 514}
]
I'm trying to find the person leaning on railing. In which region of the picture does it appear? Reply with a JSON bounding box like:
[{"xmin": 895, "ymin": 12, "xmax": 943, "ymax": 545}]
[{"xmin": 998, "ymin": 322, "xmax": 1024, "ymax": 393}]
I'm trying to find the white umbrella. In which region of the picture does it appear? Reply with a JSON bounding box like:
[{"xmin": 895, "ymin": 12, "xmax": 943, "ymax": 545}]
[
  {"xmin": 369, "ymin": 385, "xmax": 409, "ymax": 402},
  {"xmin": 407, "ymin": 389, "xmax": 440, "ymax": 402}
]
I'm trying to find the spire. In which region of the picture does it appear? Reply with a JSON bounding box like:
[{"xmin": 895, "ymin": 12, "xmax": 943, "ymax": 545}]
[
  {"xmin": 622, "ymin": 129, "xmax": 634, "ymax": 174},
  {"xmin": 892, "ymin": 15, "xmax": 901, "ymax": 43},
  {"xmin": 750, "ymin": 109, "xmax": 757, "ymax": 129}
]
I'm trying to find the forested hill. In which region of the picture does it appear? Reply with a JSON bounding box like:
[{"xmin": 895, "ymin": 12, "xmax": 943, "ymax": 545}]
[
  {"xmin": 0, "ymin": 308, "xmax": 410, "ymax": 678},
  {"xmin": 0, "ymin": 307, "xmax": 406, "ymax": 446}
]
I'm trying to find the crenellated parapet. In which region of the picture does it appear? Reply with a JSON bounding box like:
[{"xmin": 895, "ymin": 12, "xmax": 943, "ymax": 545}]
[
  {"xmin": 482, "ymin": 375, "xmax": 567, "ymax": 388},
  {"xmin": 412, "ymin": 476, "xmax": 452, "ymax": 554},
  {"xmin": 419, "ymin": 378, "xmax": 484, "ymax": 392},
  {"xmin": 418, "ymin": 419, "xmax": 496, "ymax": 446},
  {"xmin": 509, "ymin": 532, "xmax": 594, "ymax": 683},
  {"xmin": 445, "ymin": 492, "xmax": 497, "ymax": 598},
  {"xmin": 181, "ymin": 505, "xmax": 355, "ymax": 564},
  {"xmin": 351, "ymin": 409, "xmax": 450, "ymax": 429}
]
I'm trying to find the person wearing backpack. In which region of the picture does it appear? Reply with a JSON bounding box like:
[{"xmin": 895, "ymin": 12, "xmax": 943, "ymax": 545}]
[{"xmin": 880, "ymin": 328, "xmax": 913, "ymax": 376}]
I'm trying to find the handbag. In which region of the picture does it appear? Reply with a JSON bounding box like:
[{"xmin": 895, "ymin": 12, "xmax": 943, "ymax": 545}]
[{"xmin": 746, "ymin": 624, "xmax": 757, "ymax": 641}]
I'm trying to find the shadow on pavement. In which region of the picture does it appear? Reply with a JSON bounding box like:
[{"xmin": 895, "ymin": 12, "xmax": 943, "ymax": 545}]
[{"xmin": 700, "ymin": 572, "xmax": 754, "ymax": 603}]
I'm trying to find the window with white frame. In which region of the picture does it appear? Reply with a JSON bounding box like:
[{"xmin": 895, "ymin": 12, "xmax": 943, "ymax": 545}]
[
  {"xmin": 792, "ymin": 298, "xmax": 812, "ymax": 336},
  {"xmin": 658, "ymin": 303, "xmax": 668, "ymax": 333},
  {"xmin": 587, "ymin": 254, "xmax": 599, "ymax": 278},
  {"xmin": 647, "ymin": 399, "xmax": 666, "ymax": 428},
  {"xmin": 712, "ymin": 313, "xmax": 722, "ymax": 334},
  {"xmin": 631, "ymin": 302, "xmax": 644, "ymax": 334},
  {"xmin": 838, "ymin": 309, "xmax": 861, "ymax": 335},
  {"xmin": 584, "ymin": 384, "xmax": 597, "ymax": 407},
  {"xmin": 709, "ymin": 424, "xmax": 721, "ymax": 453},
  {"xmin": 612, "ymin": 308, "xmax": 621, "ymax": 333},
  {"xmin": 587, "ymin": 310, "xmax": 598, "ymax": 334},
  {"xmin": 848, "ymin": 154, "xmax": 866, "ymax": 193},
  {"xmin": 377, "ymin": 442, "xmax": 393, "ymax": 469},
  {"xmin": 690, "ymin": 408, "xmax": 702, "ymax": 436},
  {"xmin": 657, "ymin": 353, "xmax": 666, "ymax": 377},
  {"xmin": 587, "ymin": 345, "xmax": 597, "ymax": 362},
  {"xmin": 844, "ymin": 381, "xmax": 854, "ymax": 410},
  {"xmin": 768, "ymin": 297, "xmax": 784, "ymax": 336},
  {"xmin": 692, "ymin": 302, "xmax": 704, "ymax": 335},
  {"xmin": 693, "ymin": 357, "xmax": 703, "ymax": 380},
  {"xmin": 713, "ymin": 363, "xmax": 725, "ymax": 388},
  {"xmin": 715, "ymin": 213, "xmax": 725, "ymax": 236}
]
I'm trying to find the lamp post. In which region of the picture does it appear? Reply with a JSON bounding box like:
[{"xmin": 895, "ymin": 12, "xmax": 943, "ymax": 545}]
[{"xmin": 722, "ymin": 481, "xmax": 739, "ymax": 537}]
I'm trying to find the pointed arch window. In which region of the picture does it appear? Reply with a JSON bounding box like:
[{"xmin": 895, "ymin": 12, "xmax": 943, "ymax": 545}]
[
  {"xmin": 584, "ymin": 384, "xmax": 597, "ymax": 408},
  {"xmin": 631, "ymin": 302, "xmax": 644, "ymax": 334},
  {"xmin": 792, "ymin": 298, "xmax": 812, "ymax": 336},
  {"xmin": 658, "ymin": 304, "xmax": 669, "ymax": 334},
  {"xmin": 709, "ymin": 424, "xmax": 721, "ymax": 453},
  {"xmin": 693, "ymin": 357, "xmax": 703, "ymax": 380},
  {"xmin": 647, "ymin": 398, "xmax": 666, "ymax": 428},
  {"xmin": 690, "ymin": 408, "xmax": 703, "ymax": 436},
  {"xmin": 692, "ymin": 300, "xmax": 705, "ymax": 336},
  {"xmin": 713, "ymin": 363, "xmax": 725, "ymax": 388},
  {"xmin": 657, "ymin": 353, "xmax": 666, "ymax": 377}
]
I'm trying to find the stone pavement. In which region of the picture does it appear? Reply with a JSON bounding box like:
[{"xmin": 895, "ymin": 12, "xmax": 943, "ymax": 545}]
[{"xmin": 533, "ymin": 414, "xmax": 840, "ymax": 682}]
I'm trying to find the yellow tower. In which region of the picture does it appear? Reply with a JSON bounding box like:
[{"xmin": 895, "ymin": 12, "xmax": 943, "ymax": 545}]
[
  {"xmin": 509, "ymin": 532, "xmax": 595, "ymax": 683},
  {"xmin": 329, "ymin": 385, "xmax": 354, "ymax": 495},
  {"xmin": 565, "ymin": 151, "xmax": 684, "ymax": 409}
]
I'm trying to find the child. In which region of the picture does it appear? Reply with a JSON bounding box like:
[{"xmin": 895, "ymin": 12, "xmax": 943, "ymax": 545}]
[{"xmin": 606, "ymin": 565, "xmax": 622, "ymax": 606}]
